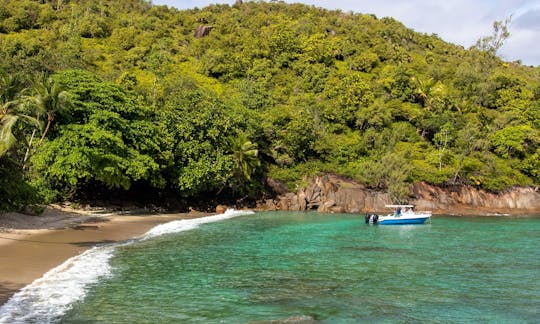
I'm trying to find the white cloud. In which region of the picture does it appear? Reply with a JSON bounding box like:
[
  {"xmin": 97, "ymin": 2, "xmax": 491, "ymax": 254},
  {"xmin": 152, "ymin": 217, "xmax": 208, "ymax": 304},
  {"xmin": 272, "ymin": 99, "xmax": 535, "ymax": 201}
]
[
  {"xmin": 152, "ymin": 0, "xmax": 540, "ymax": 65},
  {"xmin": 514, "ymin": 7, "xmax": 540, "ymax": 30},
  {"xmin": 500, "ymin": 27, "xmax": 540, "ymax": 65}
]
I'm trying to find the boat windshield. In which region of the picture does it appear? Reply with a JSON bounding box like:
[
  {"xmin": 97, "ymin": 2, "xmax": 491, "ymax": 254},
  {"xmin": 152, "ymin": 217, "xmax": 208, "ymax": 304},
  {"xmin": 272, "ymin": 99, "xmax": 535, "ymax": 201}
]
[{"xmin": 385, "ymin": 205, "xmax": 415, "ymax": 217}]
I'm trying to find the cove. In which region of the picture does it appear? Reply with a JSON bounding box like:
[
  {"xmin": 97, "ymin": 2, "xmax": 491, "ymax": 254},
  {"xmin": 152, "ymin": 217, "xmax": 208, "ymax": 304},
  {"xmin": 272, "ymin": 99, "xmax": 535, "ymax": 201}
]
[{"xmin": 37, "ymin": 212, "xmax": 540, "ymax": 322}]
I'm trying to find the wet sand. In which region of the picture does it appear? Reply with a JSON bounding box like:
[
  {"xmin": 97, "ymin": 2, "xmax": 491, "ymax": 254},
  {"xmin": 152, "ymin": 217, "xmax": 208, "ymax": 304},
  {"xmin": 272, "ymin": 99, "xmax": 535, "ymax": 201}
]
[{"xmin": 0, "ymin": 212, "xmax": 207, "ymax": 306}]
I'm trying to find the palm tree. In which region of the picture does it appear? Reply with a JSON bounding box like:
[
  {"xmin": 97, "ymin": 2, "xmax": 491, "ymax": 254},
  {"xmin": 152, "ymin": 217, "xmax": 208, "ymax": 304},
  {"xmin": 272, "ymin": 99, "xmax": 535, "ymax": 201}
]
[
  {"xmin": 0, "ymin": 72, "xmax": 25, "ymax": 106},
  {"xmin": 0, "ymin": 114, "xmax": 20, "ymax": 156},
  {"xmin": 227, "ymin": 132, "xmax": 261, "ymax": 199},
  {"xmin": 412, "ymin": 76, "xmax": 445, "ymax": 111},
  {"xmin": 229, "ymin": 133, "xmax": 261, "ymax": 181},
  {"xmin": 0, "ymin": 72, "xmax": 40, "ymax": 158},
  {"xmin": 29, "ymin": 74, "xmax": 71, "ymax": 146}
]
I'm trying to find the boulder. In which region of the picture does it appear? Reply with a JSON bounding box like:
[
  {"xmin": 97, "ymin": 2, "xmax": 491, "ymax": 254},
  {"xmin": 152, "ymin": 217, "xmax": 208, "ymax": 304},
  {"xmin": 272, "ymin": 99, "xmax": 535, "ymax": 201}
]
[
  {"xmin": 256, "ymin": 199, "xmax": 277, "ymax": 211},
  {"xmin": 277, "ymin": 192, "xmax": 302, "ymax": 211},
  {"xmin": 267, "ymin": 177, "xmax": 289, "ymax": 195},
  {"xmin": 194, "ymin": 25, "xmax": 213, "ymax": 38},
  {"xmin": 215, "ymin": 205, "xmax": 227, "ymax": 214},
  {"xmin": 297, "ymin": 188, "xmax": 307, "ymax": 211}
]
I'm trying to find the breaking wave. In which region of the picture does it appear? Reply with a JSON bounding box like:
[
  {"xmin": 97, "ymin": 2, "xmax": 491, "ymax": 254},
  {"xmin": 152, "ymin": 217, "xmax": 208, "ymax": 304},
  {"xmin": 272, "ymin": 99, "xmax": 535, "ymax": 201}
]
[{"xmin": 0, "ymin": 209, "xmax": 254, "ymax": 323}]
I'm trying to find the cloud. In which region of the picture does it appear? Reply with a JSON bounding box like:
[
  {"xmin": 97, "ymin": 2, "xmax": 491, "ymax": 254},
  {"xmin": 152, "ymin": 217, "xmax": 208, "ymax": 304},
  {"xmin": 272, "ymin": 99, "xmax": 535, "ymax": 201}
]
[
  {"xmin": 499, "ymin": 6, "xmax": 540, "ymax": 65},
  {"xmin": 514, "ymin": 8, "xmax": 540, "ymax": 30},
  {"xmin": 501, "ymin": 26, "xmax": 540, "ymax": 65}
]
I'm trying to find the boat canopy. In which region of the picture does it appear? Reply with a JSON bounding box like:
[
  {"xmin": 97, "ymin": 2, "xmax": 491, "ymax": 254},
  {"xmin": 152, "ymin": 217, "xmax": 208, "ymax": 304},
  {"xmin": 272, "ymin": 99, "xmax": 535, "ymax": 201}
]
[{"xmin": 385, "ymin": 205, "xmax": 414, "ymax": 208}]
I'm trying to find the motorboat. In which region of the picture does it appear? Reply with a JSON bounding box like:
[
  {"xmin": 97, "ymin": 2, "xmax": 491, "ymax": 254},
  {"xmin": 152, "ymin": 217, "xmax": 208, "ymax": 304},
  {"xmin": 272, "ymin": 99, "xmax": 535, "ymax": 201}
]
[{"xmin": 365, "ymin": 205, "xmax": 431, "ymax": 225}]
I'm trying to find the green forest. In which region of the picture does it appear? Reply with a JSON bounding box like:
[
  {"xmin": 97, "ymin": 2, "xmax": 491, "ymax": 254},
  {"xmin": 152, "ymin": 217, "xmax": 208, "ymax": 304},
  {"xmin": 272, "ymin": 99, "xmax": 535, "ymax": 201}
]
[{"xmin": 1, "ymin": 0, "xmax": 539, "ymax": 211}]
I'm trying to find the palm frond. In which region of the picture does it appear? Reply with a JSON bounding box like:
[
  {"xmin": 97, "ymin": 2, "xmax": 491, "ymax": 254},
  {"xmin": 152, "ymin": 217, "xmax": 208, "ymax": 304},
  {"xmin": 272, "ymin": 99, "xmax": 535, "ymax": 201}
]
[{"xmin": 0, "ymin": 114, "xmax": 19, "ymax": 156}]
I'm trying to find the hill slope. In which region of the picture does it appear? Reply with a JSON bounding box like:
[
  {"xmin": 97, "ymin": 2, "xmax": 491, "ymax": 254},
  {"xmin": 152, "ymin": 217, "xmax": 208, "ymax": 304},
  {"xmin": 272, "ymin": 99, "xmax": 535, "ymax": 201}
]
[{"xmin": 0, "ymin": 0, "xmax": 539, "ymax": 209}]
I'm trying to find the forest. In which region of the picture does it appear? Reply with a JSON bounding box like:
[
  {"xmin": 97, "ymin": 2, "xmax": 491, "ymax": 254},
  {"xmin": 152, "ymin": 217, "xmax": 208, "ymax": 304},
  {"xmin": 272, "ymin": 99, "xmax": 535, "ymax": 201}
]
[{"xmin": 0, "ymin": 0, "xmax": 539, "ymax": 211}]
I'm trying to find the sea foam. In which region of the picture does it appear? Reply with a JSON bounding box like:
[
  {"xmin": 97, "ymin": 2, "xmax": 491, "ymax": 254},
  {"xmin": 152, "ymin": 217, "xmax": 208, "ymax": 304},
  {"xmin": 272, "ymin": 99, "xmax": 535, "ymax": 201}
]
[
  {"xmin": 0, "ymin": 209, "xmax": 254, "ymax": 323},
  {"xmin": 143, "ymin": 208, "xmax": 255, "ymax": 239}
]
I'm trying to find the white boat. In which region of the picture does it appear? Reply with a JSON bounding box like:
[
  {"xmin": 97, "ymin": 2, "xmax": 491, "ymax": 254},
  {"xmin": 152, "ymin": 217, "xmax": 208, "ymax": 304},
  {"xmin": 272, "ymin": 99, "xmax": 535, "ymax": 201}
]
[{"xmin": 365, "ymin": 205, "xmax": 432, "ymax": 225}]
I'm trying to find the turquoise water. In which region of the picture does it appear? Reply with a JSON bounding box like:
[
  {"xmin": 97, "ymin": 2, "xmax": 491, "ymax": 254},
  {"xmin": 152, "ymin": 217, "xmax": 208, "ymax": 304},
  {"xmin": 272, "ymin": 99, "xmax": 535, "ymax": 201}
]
[{"xmin": 57, "ymin": 212, "xmax": 539, "ymax": 322}]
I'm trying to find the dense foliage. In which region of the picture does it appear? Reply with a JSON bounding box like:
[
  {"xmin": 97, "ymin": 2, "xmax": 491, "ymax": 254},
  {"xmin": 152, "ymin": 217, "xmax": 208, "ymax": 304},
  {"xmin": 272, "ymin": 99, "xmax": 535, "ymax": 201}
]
[{"xmin": 0, "ymin": 0, "xmax": 538, "ymax": 209}]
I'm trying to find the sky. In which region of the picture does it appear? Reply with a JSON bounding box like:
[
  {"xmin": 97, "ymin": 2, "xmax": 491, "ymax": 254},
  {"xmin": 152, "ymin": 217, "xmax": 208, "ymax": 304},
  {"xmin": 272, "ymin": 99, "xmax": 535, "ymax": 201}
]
[{"xmin": 152, "ymin": 0, "xmax": 540, "ymax": 66}]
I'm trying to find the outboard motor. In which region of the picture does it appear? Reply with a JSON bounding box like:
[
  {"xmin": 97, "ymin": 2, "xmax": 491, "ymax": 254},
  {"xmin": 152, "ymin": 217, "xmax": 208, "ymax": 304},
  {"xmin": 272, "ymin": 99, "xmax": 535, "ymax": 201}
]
[{"xmin": 365, "ymin": 213, "xmax": 379, "ymax": 224}]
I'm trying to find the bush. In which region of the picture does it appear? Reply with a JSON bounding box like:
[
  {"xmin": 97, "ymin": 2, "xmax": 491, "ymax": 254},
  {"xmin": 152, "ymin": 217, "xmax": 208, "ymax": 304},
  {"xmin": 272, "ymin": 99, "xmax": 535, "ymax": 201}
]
[{"xmin": 0, "ymin": 158, "xmax": 41, "ymax": 211}]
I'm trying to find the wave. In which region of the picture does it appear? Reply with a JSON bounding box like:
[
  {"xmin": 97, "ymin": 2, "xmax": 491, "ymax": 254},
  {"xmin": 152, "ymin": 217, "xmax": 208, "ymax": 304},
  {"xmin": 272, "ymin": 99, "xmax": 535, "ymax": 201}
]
[
  {"xmin": 143, "ymin": 208, "xmax": 254, "ymax": 239},
  {"xmin": 0, "ymin": 209, "xmax": 254, "ymax": 323}
]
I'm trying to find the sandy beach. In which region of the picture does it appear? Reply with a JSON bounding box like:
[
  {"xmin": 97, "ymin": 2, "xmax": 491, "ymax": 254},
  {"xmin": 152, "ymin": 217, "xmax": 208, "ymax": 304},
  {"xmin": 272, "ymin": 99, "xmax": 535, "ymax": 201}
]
[{"xmin": 0, "ymin": 206, "xmax": 208, "ymax": 306}]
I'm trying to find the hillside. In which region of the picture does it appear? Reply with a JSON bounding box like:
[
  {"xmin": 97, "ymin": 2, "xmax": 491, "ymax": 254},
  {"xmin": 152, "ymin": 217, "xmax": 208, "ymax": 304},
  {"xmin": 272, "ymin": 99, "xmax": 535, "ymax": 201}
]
[{"xmin": 1, "ymin": 0, "xmax": 539, "ymax": 210}]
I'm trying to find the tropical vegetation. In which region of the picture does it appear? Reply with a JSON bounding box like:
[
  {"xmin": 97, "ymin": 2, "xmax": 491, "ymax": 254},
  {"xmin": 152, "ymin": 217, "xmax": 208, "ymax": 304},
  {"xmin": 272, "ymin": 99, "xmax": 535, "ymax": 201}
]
[{"xmin": 0, "ymin": 0, "xmax": 538, "ymax": 210}]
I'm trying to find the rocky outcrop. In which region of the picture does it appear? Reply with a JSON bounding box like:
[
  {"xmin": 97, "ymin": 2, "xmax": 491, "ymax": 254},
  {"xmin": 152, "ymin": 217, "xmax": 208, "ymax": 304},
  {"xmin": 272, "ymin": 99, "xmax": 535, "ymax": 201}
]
[
  {"xmin": 410, "ymin": 183, "xmax": 540, "ymax": 215},
  {"xmin": 194, "ymin": 25, "xmax": 213, "ymax": 38},
  {"xmin": 260, "ymin": 175, "xmax": 540, "ymax": 215}
]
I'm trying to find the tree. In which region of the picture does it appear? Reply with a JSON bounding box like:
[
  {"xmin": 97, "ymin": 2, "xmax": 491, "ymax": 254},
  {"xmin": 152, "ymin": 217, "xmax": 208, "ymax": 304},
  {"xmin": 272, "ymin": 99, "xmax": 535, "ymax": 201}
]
[
  {"xmin": 451, "ymin": 121, "xmax": 488, "ymax": 184},
  {"xmin": 29, "ymin": 70, "xmax": 166, "ymax": 200},
  {"xmin": 323, "ymin": 72, "xmax": 374, "ymax": 127},
  {"xmin": 433, "ymin": 124, "xmax": 453, "ymax": 171},
  {"xmin": 19, "ymin": 74, "xmax": 71, "ymax": 167},
  {"xmin": 29, "ymin": 74, "xmax": 71, "ymax": 147},
  {"xmin": 491, "ymin": 125, "xmax": 539, "ymax": 158},
  {"xmin": 160, "ymin": 88, "xmax": 243, "ymax": 196},
  {"xmin": 227, "ymin": 132, "xmax": 261, "ymax": 197},
  {"xmin": 475, "ymin": 16, "xmax": 512, "ymax": 55},
  {"xmin": 229, "ymin": 132, "xmax": 260, "ymax": 181},
  {"xmin": 412, "ymin": 76, "xmax": 446, "ymax": 111},
  {"xmin": 0, "ymin": 1, "xmax": 539, "ymax": 209},
  {"xmin": 0, "ymin": 72, "xmax": 40, "ymax": 158}
]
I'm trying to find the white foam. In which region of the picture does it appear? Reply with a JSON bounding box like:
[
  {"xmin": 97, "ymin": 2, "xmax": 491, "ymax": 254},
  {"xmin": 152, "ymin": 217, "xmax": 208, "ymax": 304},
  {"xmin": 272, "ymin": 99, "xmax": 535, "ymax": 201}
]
[
  {"xmin": 0, "ymin": 245, "xmax": 115, "ymax": 323},
  {"xmin": 143, "ymin": 209, "xmax": 254, "ymax": 239},
  {"xmin": 0, "ymin": 209, "xmax": 253, "ymax": 323}
]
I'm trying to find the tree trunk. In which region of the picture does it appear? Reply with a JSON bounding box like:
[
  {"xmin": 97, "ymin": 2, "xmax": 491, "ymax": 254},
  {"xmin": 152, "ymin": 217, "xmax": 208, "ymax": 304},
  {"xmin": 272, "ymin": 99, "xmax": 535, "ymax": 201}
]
[
  {"xmin": 22, "ymin": 128, "xmax": 36, "ymax": 169},
  {"xmin": 38, "ymin": 112, "xmax": 53, "ymax": 146}
]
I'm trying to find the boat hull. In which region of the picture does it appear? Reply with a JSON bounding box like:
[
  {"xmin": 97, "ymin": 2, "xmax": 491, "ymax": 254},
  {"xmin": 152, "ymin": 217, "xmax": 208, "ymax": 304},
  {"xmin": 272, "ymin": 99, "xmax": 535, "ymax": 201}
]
[{"xmin": 378, "ymin": 216, "xmax": 430, "ymax": 225}]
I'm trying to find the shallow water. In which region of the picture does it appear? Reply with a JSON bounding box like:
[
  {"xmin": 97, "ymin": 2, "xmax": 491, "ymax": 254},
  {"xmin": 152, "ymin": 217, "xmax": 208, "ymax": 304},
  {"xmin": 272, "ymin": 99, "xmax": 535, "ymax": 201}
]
[{"xmin": 5, "ymin": 212, "xmax": 540, "ymax": 323}]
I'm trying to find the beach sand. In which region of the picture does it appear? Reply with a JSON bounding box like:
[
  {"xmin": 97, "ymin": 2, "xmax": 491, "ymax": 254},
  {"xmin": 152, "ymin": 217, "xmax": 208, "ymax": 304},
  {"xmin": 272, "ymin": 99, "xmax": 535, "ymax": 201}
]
[{"xmin": 0, "ymin": 207, "xmax": 208, "ymax": 306}]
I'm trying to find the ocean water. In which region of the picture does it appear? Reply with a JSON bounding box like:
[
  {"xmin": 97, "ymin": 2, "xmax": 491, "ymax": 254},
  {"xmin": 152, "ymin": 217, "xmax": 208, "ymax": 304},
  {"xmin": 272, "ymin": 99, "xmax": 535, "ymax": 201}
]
[{"xmin": 1, "ymin": 211, "xmax": 539, "ymax": 323}]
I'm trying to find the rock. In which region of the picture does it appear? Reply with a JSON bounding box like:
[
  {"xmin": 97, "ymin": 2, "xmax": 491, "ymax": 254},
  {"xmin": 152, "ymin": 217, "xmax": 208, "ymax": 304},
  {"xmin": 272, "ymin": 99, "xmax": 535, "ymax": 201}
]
[
  {"xmin": 410, "ymin": 182, "xmax": 540, "ymax": 214},
  {"xmin": 194, "ymin": 25, "xmax": 213, "ymax": 38},
  {"xmin": 282, "ymin": 193, "xmax": 300, "ymax": 211},
  {"xmin": 277, "ymin": 192, "xmax": 306, "ymax": 211},
  {"xmin": 271, "ymin": 174, "xmax": 540, "ymax": 215},
  {"xmin": 318, "ymin": 199, "xmax": 335, "ymax": 213},
  {"xmin": 215, "ymin": 205, "xmax": 227, "ymax": 214},
  {"xmin": 265, "ymin": 199, "xmax": 277, "ymax": 210},
  {"xmin": 330, "ymin": 205, "xmax": 346, "ymax": 213},
  {"xmin": 267, "ymin": 177, "xmax": 289, "ymax": 195},
  {"xmin": 256, "ymin": 199, "xmax": 277, "ymax": 211},
  {"xmin": 297, "ymin": 188, "xmax": 307, "ymax": 211}
]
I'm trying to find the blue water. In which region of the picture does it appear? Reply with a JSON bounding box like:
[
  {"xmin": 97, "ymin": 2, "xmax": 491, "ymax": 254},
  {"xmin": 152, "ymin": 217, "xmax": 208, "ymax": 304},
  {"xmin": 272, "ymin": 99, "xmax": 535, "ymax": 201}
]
[{"xmin": 6, "ymin": 212, "xmax": 540, "ymax": 323}]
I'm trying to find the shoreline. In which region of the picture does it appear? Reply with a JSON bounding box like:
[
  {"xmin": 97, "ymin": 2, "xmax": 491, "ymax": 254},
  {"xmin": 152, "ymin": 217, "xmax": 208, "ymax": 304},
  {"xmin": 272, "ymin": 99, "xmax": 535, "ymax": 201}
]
[
  {"xmin": 0, "ymin": 208, "xmax": 209, "ymax": 306},
  {"xmin": 1, "ymin": 206, "xmax": 538, "ymax": 308}
]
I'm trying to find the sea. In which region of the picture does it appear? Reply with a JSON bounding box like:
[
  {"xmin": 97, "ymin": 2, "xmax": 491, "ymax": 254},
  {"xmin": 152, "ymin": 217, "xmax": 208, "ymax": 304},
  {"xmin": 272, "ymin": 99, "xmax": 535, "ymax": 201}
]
[{"xmin": 1, "ymin": 210, "xmax": 539, "ymax": 323}]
